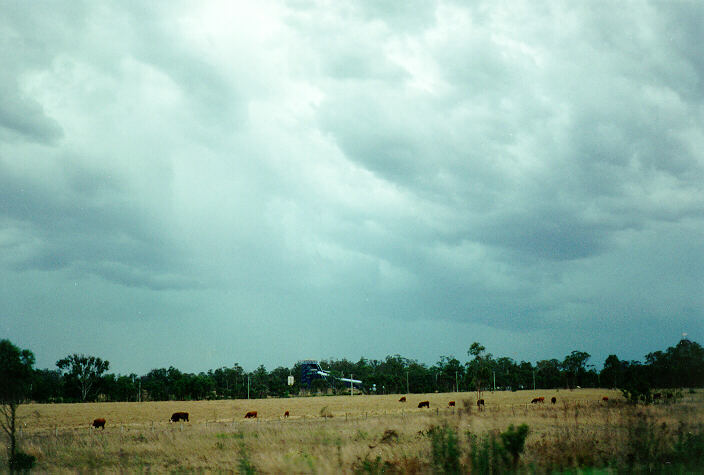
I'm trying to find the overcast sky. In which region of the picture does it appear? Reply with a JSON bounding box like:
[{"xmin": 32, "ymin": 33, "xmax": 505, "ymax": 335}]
[{"xmin": 1, "ymin": 1, "xmax": 702, "ymax": 375}]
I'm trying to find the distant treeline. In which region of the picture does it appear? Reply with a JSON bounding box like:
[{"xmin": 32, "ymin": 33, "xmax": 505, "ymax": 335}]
[{"xmin": 25, "ymin": 339, "xmax": 704, "ymax": 403}]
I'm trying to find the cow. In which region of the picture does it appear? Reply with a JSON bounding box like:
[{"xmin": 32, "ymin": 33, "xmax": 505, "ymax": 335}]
[
  {"xmin": 92, "ymin": 418, "xmax": 106, "ymax": 429},
  {"xmin": 418, "ymin": 401, "xmax": 430, "ymax": 408},
  {"xmin": 448, "ymin": 401, "xmax": 455, "ymax": 407},
  {"xmin": 284, "ymin": 411, "xmax": 290, "ymax": 418},
  {"xmin": 170, "ymin": 412, "xmax": 189, "ymax": 422},
  {"xmin": 602, "ymin": 396, "xmax": 609, "ymax": 402},
  {"xmin": 399, "ymin": 396, "xmax": 406, "ymax": 402},
  {"xmin": 551, "ymin": 397, "xmax": 557, "ymax": 404},
  {"xmin": 531, "ymin": 397, "xmax": 545, "ymax": 404},
  {"xmin": 244, "ymin": 411, "xmax": 258, "ymax": 418},
  {"xmin": 477, "ymin": 399, "xmax": 485, "ymax": 411}
]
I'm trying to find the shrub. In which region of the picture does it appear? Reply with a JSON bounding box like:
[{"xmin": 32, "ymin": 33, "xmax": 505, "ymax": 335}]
[
  {"xmin": 429, "ymin": 424, "xmax": 461, "ymax": 474},
  {"xmin": 669, "ymin": 423, "xmax": 704, "ymax": 470},
  {"xmin": 9, "ymin": 451, "xmax": 36, "ymax": 471},
  {"xmin": 500, "ymin": 424, "xmax": 529, "ymax": 468}
]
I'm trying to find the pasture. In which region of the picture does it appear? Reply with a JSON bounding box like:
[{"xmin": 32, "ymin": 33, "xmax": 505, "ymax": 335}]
[{"xmin": 7, "ymin": 388, "xmax": 704, "ymax": 472}]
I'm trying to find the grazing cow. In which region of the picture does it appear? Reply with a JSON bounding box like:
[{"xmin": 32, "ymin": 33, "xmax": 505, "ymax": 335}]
[
  {"xmin": 418, "ymin": 401, "xmax": 430, "ymax": 408},
  {"xmin": 448, "ymin": 401, "xmax": 455, "ymax": 407},
  {"xmin": 399, "ymin": 396, "xmax": 406, "ymax": 402},
  {"xmin": 531, "ymin": 397, "xmax": 545, "ymax": 404},
  {"xmin": 551, "ymin": 397, "xmax": 557, "ymax": 404},
  {"xmin": 170, "ymin": 412, "xmax": 189, "ymax": 423},
  {"xmin": 245, "ymin": 411, "xmax": 258, "ymax": 418},
  {"xmin": 92, "ymin": 418, "xmax": 106, "ymax": 429},
  {"xmin": 602, "ymin": 396, "xmax": 609, "ymax": 402},
  {"xmin": 477, "ymin": 399, "xmax": 485, "ymax": 410},
  {"xmin": 284, "ymin": 411, "xmax": 290, "ymax": 417}
]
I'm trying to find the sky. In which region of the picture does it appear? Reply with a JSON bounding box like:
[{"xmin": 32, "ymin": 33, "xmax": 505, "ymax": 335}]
[{"xmin": 1, "ymin": 1, "xmax": 703, "ymax": 375}]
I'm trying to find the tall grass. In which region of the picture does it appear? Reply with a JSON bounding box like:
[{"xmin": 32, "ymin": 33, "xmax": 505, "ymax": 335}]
[{"xmin": 3, "ymin": 389, "xmax": 701, "ymax": 472}]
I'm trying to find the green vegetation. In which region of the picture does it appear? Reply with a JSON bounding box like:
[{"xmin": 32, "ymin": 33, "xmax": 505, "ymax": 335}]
[
  {"xmin": 0, "ymin": 339, "xmax": 35, "ymax": 471},
  {"xmin": 2, "ymin": 338, "xmax": 703, "ymax": 404}
]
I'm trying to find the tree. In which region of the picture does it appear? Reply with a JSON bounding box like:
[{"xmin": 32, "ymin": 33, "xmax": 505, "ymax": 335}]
[
  {"xmin": 56, "ymin": 354, "xmax": 110, "ymax": 401},
  {"xmin": 0, "ymin": 339, "xmax": 35, "ymax": 468},
  {"xmin": 467, "ymin": 342, "xmax": 492, "ymax": 400},
  {"xmin": 601, "ymin": 355, "xmax": 624, "ymax": 389},
  {"xmin": 561, "ymin": 351, "xmax": 590, "ymax": 389}
]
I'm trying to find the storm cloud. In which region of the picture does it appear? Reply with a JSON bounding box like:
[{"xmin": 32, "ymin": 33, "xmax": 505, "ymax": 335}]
[{"xmin": 1, "ymin": 1, "xmax": 702, "ymax": 373}]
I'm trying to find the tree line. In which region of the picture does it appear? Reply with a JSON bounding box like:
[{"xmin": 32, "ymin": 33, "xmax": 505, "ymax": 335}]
[{"xmin": 8, "ymin": 338, "xmax": 704, "ymax": 404}]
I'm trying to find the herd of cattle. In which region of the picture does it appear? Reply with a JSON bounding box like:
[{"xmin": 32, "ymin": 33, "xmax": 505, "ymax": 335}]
[{"xmin": 90, "ymin": 394, "xmax": 617, "ymax": 429}]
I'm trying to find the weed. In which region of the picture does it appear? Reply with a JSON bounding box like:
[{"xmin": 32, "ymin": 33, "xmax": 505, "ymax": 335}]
[
  {"xmin": 237, "ymin": 442, "xmax": 257, "ymax": 474},
  {"xmin": 353, "ymin": 455, "xmax": 391, "ymax": 474}
]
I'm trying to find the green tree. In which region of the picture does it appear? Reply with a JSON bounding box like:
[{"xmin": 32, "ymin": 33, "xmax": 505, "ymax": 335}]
[
  {"xmin": 561, "ymin": 351, "xmax": 590, "ymax": 389},
  {"xmin": 56, "ymin": 354, "xmax": 110, "ymax": 401},
  {"xmin": 601, "ymin": 354, "xmax": 624, "ymax": 389},
  {"xmin": 0, "ymin": 339, "xmax": 35, "ymax": 467},
  {"xmin": 467, "ymin": 342, "xmax": 492, "ymax": 399}
]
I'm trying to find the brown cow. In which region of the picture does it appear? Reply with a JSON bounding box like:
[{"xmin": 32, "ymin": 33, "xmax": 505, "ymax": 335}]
[
  {"xmin": 245, "ymin": 411, "xmax": 258, "ymax": 418},
  {"xmin": 92, "ymin": 418, "xmax": 106, "ymax": 429},
  {"xmin": 418, "ymin": 401, "xmax": 430, "ymax": 408},
  {"xmin": 284, "ymin": 411, "xmax": 290, "ymax": 417},
  {"xmin": 170, "ymin": 412, "xmax": 189, "ymax": 422},
  {"xmin": 551, "ymin": 397, "xmax": 557, "ymax": 404},
  {"xmin": 602, "ymin": 396, "xmax": 609, "ymax": 402},
  {"xmin": 477, "ymin": 399, "xmax": 485, "ymax": 410},
  {"xmin": 448, "ymin": 401, "xmax": 455, "ymax": 407},
  {"xmin": 399, "ymin": 396, "xmax": 406, "ymax": 402},
  {"xmin": 531, "ymin": 397, "xmax": 545, "ymax": 404}
]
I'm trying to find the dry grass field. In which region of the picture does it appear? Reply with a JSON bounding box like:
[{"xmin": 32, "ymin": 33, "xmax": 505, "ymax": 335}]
[{"xmin": 5, "ymin": 388, "xmax": 703, "ymax": 472}]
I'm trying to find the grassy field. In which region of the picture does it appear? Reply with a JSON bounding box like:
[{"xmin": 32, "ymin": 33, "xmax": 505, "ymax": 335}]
[{"xmin": 6, "ymin": 388, "xmax": 704, "ymax": 472}]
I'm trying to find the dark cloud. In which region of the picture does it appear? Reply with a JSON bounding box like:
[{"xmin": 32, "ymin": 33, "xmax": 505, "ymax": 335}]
[{"xmin": 1, "ymin": 1, "xmax": 702, "ymax": 373}]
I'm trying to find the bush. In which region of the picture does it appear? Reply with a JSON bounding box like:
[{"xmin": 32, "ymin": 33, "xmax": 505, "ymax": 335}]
[
  {"xmin": 500, "ymin": 424, "xmax": 529, "ymax": 468},
  {"xmin": 620, "ymin": 378, "xmax": 652, "ymax": 404},
  {"xmin": 9, "ymin": 451, "xmax": 36, "ymax": 471},
  {"xmin": 669, "ymin": 423, "xmax": 704, "ymax": 470},
  {"xmin": 467, "ymin": 430, "xmax": 510, "ymax": 474},
  {"xmin": 429, "ymin": 424, "xmax": 461, "ymax": 474}
]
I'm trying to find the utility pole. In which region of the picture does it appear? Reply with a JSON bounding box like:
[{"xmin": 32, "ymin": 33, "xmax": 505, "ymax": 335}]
[
  {"xmin": 138, "ymin": 379, "xmax": 141, "ymax": 403},
  {"xmin": 351, "ymin": 374, "xmax": 354, "ymax": 396},
  {"xmin": 406, "ymin": 371, "xmax": 409, "ymax": 394},
  {"xmin": 532, "ymin": 369, "xmax": 536, "ymax": 391},
  {"xmin": 455, "ymin": 371, "xmax": 458, "ymax": 392},
  {"xmin": 247, "ymin": 375, "xmax": 250, "ymax": 400},
  {"xmin": 493, "ymin": 370, "xmax": 496, "ymax": 391}
]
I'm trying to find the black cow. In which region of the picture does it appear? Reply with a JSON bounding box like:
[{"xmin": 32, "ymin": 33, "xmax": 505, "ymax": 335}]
[{"xmin": 170, "ymin": 412, "xmax": 189, "ymax": 422}]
